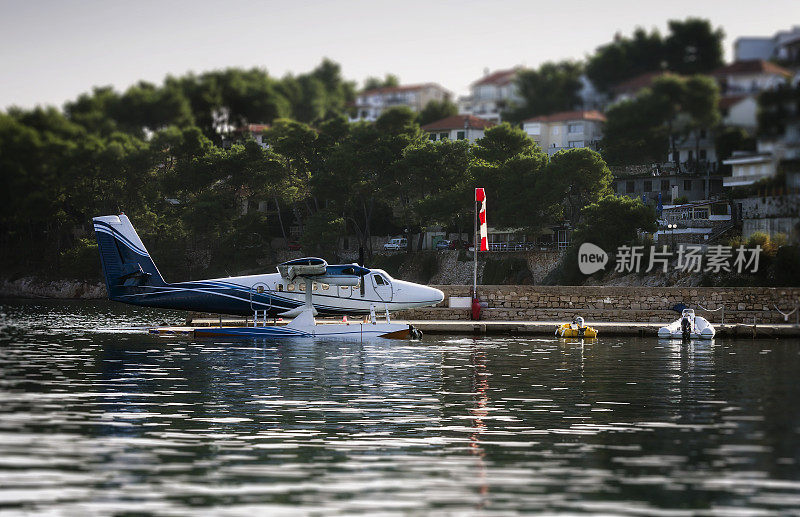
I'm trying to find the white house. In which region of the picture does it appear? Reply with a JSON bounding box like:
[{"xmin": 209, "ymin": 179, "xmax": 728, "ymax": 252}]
[
  {"xmin": 522, "ymin": 110, "xmax": 606, "ymax": 156},
  {"xmin": 720, "ymin": 95, "xmax": 759, "ymax": 131},
  {"xmin": 710, "ymin": 60, "xmax": 792, "ymax": 95},
  {"xmin": 457, "ymin": 67, "xmax": 522, "ymax": 122},
  {"xmin": 722, "ymin": 151, "xmax": 777, "ymax": 188},
  {"xmin": 350, "ymin": 83, "xmax": 452, "ymax": 122},
  {"xmin": 421, "ymin": 114, "xmax": 495, "ymax": 143}
]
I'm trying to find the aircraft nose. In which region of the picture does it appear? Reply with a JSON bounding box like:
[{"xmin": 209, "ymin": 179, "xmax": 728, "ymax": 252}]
[{"xmin": 430, "ymin": 286, "xmax": 445, "ymax": 305}]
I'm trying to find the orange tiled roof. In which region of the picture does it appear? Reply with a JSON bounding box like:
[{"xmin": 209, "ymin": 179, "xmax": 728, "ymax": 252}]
[
  {"xmin": 472, "ymin": 67, "xmax": 521, "ymax": 87},
  {"xmin": 718, "ymin": 94, "xmax": 751, "ymax": 110},
  {"xmin": 421, "ymin": 114, "xmax": 496, "ymax": 131},
  {"xmin": 612, "ymin": 71, "xmax": 673, "ymax": 95},
  {"xmin": 711, "ymin": 60, "xmax": 792, "ymax": 78},
  {"xmin": 523, "ymin": 110, "xmax": 607, "ymax": 124}
]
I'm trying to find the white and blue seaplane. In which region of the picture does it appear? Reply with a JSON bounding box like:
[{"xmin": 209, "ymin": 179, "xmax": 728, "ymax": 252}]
[{"xmin": 93, "ymin": 214, "xmax": 444, "ymax": 339}]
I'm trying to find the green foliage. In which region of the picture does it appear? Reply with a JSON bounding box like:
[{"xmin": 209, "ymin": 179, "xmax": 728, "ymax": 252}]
[
  {"xmin": 715, "ymin": 126, "xmax": 756, "ymax": 170},
  {"xmin": 59, "ymin": 239, "xmax": 100, "ymax": 280},
  {"xmin": 587, "ymin": 18, "xmax": 724, "ymax": 92},
  {"xmin": 503, "ymin": 61, "xmax": 583, "ymax": 123},
  {"xmin": 601, "ymin": 74, "xmax": 720, "ymax": 167},
  {"xmin": 472, "ymin": 123, "xmax": 540, "ymax": 164},
  {"xmin": 573, "ymin": 195, "xmax": 657, "ymax": 252},
  {"xmin": 663, "ymin": 18, "xmax": 725, "ymax": 75},
  {"xmin": 300, "ymin": 210, "xmax": 345, "ymax": 259},
  {"xmin": 363, "ymin": 74, "xmax": 400, "ymax": 91},
  {"xmin": 758, "ymin": 82, "xmax": 800, "ymax": 138},
  {"xmin": 543, "ymin": 148, "xmax": 614, "ymax": 227},
  {"xmin": 418, "ymin": 99, "xmax": 458, "ymax": 126}
]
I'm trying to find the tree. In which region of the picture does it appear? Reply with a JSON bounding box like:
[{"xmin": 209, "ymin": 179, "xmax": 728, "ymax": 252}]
[
  {"xmin": 664, "ymin": 18, "xmax": 725, "ymax": 75},
  {"xmin": 586, "ymin": 18, "xmax": 724, "ymax": 92},
  {"xmin": 715, "ymin": 127, "xmax": 756, "ymax": 174},
  {"xmin": 363, "ymin": 74, "xmax": 400, "ymax": 91},
  {"xmin": 398, "ymin": 139, "xmax": 474, "ymax": 238},
  {"xmin": 601, "ymin": 74, "xmax": 720, "ymax": 170},
  {"xmin": 601, "ymin": 97, "xmax": 669, "ymax": 166},
  {"xmin": 418, "ymin": 99, "xmax": 458, "ymax": 126},
  {"xmin": 573, "ymin": 195, "xmax": 657, "ymax": 252},
  {"xmin": 649, "ymin": 74, "xmax": 720, "ymax": 172},
  {"xmin": 503, "ymin": 61, "xmax": 584, "ymax": 123},
  {"xmin": 542, "ymin": 148, "xmax": 614, "ymax": 228},
  {"xmin": 472, "ymin": 123, "xmax": 540, "ymax": 165},
  {"xmin": 758, "ymin": 82, "xmax": 800, "ymax": 138}
]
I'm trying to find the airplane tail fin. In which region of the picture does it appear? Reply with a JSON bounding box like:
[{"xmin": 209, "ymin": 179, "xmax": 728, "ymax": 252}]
[{"xmin": 92, "ymin": 214, "xmax": 166, "ymax": 299}]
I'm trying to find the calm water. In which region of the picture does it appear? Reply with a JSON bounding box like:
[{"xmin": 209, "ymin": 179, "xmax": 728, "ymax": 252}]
[{"xmin": 1, "ymin": 300, "xmax": 800, "ymax": 515}]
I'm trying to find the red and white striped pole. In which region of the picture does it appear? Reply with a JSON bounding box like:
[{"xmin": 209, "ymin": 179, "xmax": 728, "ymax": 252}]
[
  {"xmin": 474, "ymin": 188, "xmax": 487, "ymax": 299},
  {"xmin": 476, "ymin": 188, "xmax": 488, "ymax": 251}
]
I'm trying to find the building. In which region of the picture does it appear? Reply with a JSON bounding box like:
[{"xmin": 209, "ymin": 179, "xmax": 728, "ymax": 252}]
[
  {"xmin": 222, "ymin": 123, "xmax": 270, "ymax": 149},
  {"xmin": 421, "ymin": 114, "xmax": 495, "ymax": 143},
  {"xmin": 457, "ymin": 67, "xmax": 522, "ymax": 122},
  {"xmin": 350, "ymin": 83, "xmax": 451, "ymax": 122},
  {"xmin": 734, "ymin": 26, "xmax": 800, "ymax": 63},
  {"xmin": 720, "ymin": 95, "xmax": 759, "ymax": 131},
  {"xmin": 710, "ymin": 60, "xmax": 792, "ymax": 95},
  {"xmin": 740, "ymin": 193, "xmax": 800, "ymax": 242},
  {"xmin": 522, "ymin": 110, "xmax": 606, "ymax": 156},
  {"xmin": 614, "ymin": 173, "xmax": 725, "ymax": 204},
  {"xmin": 723, "ymin": 151, "xmax": 778, "ymax": 188},
  {"xmin": 653, "ymin": 200, "xmax": 733, "ymax": 246}
]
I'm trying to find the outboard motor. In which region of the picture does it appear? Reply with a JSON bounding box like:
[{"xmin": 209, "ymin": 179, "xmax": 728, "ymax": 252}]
[{"xmin": 681, "ymin": 315, "xmax": 692, "ymax": 341}]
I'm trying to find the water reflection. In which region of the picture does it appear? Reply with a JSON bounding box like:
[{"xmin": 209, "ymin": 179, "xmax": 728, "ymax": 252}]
[{"xmin": 1, "ymin": 300, "xmax": 800, "ymax": 514}]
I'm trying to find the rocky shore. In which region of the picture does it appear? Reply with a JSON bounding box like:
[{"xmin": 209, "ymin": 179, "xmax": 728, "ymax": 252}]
[{"xmin": 0, "ymin": 277, "xmax": 106, "ymax": 299}]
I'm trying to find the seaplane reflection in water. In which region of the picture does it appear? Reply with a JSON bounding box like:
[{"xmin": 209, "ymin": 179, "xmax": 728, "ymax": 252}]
[{"xmin": 92, "ymin": 214, "xmax": 444, "ymax": 339}]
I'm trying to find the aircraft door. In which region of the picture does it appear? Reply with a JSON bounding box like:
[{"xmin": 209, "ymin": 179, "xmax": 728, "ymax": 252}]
[
  {"xmin": 371, "ymin": 273, "xmax": 393, "ymax": 302},
  {"xmin": 249, "ymin": 282, "xmax": 273, "ymax": 312}
]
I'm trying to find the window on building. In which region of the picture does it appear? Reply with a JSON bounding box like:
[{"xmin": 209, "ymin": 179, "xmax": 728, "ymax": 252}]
[
  {"xmin": 700, "ymin": 129, "xmax": 707, "ymax": 139},
  {"xmin": 527, "ymin": 123, "xmax": 541, "ymax": 135},
  {"xmin": 688, "ymin": 150, "xmax": 694, "ymax": 162},
  {"xmin": 568, "ymin": 140, "xmax": 584, "ymax": 148},
  {"xmin": 626, "ymin": 181, "xmax": 635, "ymax": 193},
  {"xmin": 552, "ymin": 126, "xmax": 560, "ymax": 135},
  {"xmin": 699, "ymin": 149, "xmax": 707, "ymax": 160},
  {"xmin": 440, "ymin": 132, "xmax": 448, "ymax": 140},
  {"xmin": 429, "ymin": 134, "xmax": 436, "ymax": 141},
  {"xmin": 644, "ymin": 180, "xmax": 652, "ymax": 192},
  {"xmin": 568, "ymin": 123, "xmax": 583, "ymax": 133},
  {"xmin": 457, "ymin": 131, "xmax": 465, "ymax": 140},
  {"xmin": 684, "ymin": 179, "xmax": 692, "ymax": 191},
  {"xmin": 661, "ymin": 180, "xmax": 670, "ymax": 191}
]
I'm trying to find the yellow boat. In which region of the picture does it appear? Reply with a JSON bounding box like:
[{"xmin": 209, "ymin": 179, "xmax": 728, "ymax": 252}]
[{"xmin": 555, "ymin": 317, "xmax": 598, "ymax": 338}]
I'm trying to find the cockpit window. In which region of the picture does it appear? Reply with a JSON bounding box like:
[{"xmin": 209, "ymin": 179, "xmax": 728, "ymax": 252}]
[{"xmin": 374, "ymin": 274, "xmax": 385, "ymax": 286}]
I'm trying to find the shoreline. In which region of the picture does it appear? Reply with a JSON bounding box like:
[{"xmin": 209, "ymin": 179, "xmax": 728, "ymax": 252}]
[{"xmin": 172, "ymin": 317, "xmax": 800, "ymax": 338}]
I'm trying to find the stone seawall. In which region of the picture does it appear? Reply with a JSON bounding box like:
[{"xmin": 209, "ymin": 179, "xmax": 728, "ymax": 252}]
[{"xmin": 395, "ymin": 285, "xmax": 800, "ymax": 325}]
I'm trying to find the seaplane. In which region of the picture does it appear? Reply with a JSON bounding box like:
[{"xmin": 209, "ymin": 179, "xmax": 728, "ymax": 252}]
[{"xmin": 92, "ymin": 214, "xmax": 444, "ymax": 339}]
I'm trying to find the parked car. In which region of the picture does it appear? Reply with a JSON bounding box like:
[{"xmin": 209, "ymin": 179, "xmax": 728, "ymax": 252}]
[
  {"xmin": 383, "ymin": 237, "xmax": 407, "ymax": 251},
  {"xmin": 448, "ymin": 239, "xmax": 466, "ymax": 250},
  {"xmin": 434, "ymin": 240, "xmax": 451, "ymax": 250}
]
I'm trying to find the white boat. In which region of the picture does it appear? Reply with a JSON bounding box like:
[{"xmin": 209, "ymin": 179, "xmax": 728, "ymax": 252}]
[{"xmin": 658, "ymin": 309, "xmax": 715, "ymax": 340}]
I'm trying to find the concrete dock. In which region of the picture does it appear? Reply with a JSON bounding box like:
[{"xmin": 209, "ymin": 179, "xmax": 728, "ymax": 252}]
[{"xmin": 178, "ymin": 317, "xmax": 800, "ymax": 338}]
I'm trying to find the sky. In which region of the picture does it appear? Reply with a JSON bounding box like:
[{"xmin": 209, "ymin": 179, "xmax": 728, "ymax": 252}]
[{"xmin": 2, "ymin": 0, "xmax": 799, "ymax": 110}]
